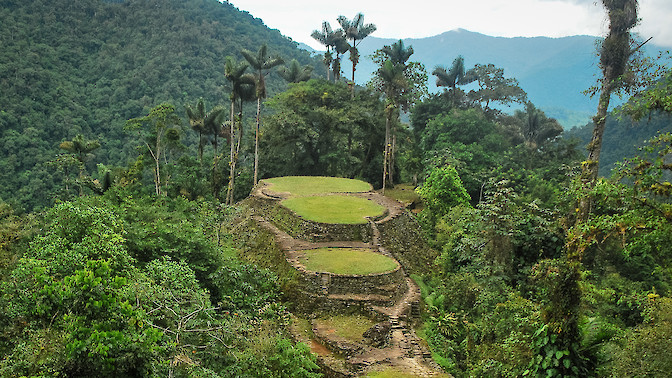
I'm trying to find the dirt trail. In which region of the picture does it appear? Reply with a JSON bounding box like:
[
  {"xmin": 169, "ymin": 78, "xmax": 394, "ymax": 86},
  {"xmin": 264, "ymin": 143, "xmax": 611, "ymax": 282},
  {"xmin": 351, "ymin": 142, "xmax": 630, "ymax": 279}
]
[{"xmin": 251, "ymin": 182, "xmax": 446, "ymax": 377}]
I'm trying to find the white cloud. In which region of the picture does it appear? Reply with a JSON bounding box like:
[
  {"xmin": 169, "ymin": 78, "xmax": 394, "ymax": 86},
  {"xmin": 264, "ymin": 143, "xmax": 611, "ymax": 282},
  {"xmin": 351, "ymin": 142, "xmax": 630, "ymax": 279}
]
[
  {"xmin": 229, "ymin": 0, "xmax": 672, "ymax": 49},
  {"xmin": 637, "ymin": 0, "xmax": 672, "ymax": 48}
]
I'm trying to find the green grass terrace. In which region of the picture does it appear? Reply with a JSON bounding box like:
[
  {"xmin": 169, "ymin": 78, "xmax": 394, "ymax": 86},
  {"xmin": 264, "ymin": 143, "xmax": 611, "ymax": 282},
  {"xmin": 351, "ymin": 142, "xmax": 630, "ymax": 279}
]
[
  {"xmin": 299, "ymin": 247, "xmax": 398, "ymax": 275},
  {"xmin": 282, "ymin": 195, "xmax": 385, "ymax": 224},
  {"xmin": 263, "ymin": 176, "xmax": 372, "ymax": 197}
]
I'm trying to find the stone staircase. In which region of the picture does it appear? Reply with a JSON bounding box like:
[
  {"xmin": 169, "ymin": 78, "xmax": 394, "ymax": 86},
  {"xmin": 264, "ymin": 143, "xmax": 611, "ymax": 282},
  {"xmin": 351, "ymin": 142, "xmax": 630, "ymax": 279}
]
[{"xmin": 250, "ymin": 181, "xmax": 446, "ymax": 377}]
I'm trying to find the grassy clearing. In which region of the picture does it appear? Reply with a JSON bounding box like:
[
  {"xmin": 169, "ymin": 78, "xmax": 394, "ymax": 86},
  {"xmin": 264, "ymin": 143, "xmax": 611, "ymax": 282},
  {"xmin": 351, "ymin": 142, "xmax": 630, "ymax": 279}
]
[
  {"xmin": 316, "ymin": 314, "xmax": 376, "ymax": 343},
  {"xmin": 382, "ymin": 183, "xmax": 419, "ymax": 204},
  {"xmin": 264, "ymin": 176, "xmax": 371, "ymax": 197},
  {"xmin": 300, "ymin": 248, "xmax": 398, "ymax": 275},
  {"xmin": 282, "ymin": 195, "xmax": 385, "ymax": 224}
]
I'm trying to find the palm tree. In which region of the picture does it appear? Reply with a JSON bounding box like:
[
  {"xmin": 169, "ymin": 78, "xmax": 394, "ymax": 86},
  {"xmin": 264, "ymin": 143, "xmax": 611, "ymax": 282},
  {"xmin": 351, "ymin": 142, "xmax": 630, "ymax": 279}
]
[
  {"xmin": 186, "ymin": 100, "xmax": 226, "ymax": 196},
  {"xmin": 375, "ymin": 40, "xmax": 414, "ymax": 191},
  {"xmin": 432, "ymin": 56, "xmax": 477, "ymax": 105},
  {"xmin": 518, "ymin": 102, "xmax": 563, "ymax": 151},
  {"xmin": 185, "ymin": 99, "xmax": 208, "ymax": 163},
  {"xmin": 378, "ymin": 59, "xmax": 408, "ymax": 192},
  {"xmin": 59, "ymin": 134, "xmax": 101, "ymax": 167},
  {"xmin": 277, "ymin": 59, "xmax": 313, "ymax": 83},
  {"xmin": 204, "ymin": 105, "xmax": 226, "ymax": 198},
  {"xmin": 224, "ymin": 56, "xmax": 255, "ymax": 204},
  {"xmin": 331, "ymin": 30, "xmax": 350, "ymax": 82},
  {"xmin": 59, "ymin": 134, "xmax": 101, "ymax": 196},
  {"xmin": 241, "ymin": 44, "xmax": 284, "ymax": 185},
  {"xmin": 204, "ymin": 107, "xmax": 226, "ymax": 156},
  {"xmin": 311, "ymin": 22, "xmax": 337, "ymax": 81},
  {"xmin": 381, "ymin": 39, "xmax": 413, "ymax": 66},
  {"xmin": 337, "ymin": 13, "xmax": 376, "ymax": 85},
  {"xmin": 185, "ymin": 99, "xmax": 226, "ymax": 159}
]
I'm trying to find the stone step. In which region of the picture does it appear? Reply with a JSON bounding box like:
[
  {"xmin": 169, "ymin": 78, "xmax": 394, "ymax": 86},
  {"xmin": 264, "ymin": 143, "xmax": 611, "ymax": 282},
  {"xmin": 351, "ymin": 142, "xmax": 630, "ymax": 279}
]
[
  {"xmin": 328, "ymin": 293, "xmax": 395, "ymax": 305},
  {"xmin": 410, "ymin": 300, "xmax": 421, "ymax": 317}
]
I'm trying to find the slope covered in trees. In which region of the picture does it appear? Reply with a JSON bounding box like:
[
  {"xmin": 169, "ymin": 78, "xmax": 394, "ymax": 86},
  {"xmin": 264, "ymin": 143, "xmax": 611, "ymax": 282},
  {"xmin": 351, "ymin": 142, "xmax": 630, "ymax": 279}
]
[
  {"xmin": 0, "ymin": 193, "xmax": 321, "ymax": 376},
  {"xmin": 0, "ymin": 0, "xmax": 322, "ymax": 211},
  {"xmin": 2, "ymin": 1, "xmax": 672, "ymax": 376},
  {"xmin": 566, "ymin": 110, "xmax": 672, "ymax": 176}
]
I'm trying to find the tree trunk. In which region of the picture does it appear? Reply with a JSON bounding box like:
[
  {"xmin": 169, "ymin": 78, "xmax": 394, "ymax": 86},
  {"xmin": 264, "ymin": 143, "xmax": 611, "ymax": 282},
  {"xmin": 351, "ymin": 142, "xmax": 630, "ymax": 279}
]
[
  {"xmin": 150, "ymin": 132, "xmax": 162, "ymax": 196},
  {"xmin": 253, "ymin": 97, "xmax": 261, "ymax": 186},
  {"xmin": 350, "ymin": 46, "xmax": 357, "ymax": 99},
  {"xmin": 226, "ymin": 100, "xmax": 235, "ymax": 205},
  {"xmin": 577, "ymin": 79, "xmax": 613, "ymax": 223},
  {"xmin": 325, "ymin": 49, "xmax": 331, "ymax": 82},
  {"xmin": 153, "ymin": 154, "xmax": 160, "ymax": 196},
  {"xmin": 382, "ymin": 106, "xmax": 392, "ymax": 193},
  {"xmin": 212, "ymin": 132, "xmax": 220, "ymax": 198},
  {"xmin": 577, "ymin": 0, "xmax": 638, "ymax": 223},
  {"xmin": 230, "ymin": 103, "xmax": 244, "ymax": 204},
  {"xmin": 197, "ymin": 131, "xmax": 204, "ymax": 164},
  {"xmin": 585, "ymin": 80, "xmax": 613, "ymax": 181},
  {"xmin": 389, "ymin": 127, "xmax": 396, "ymax": 186}
]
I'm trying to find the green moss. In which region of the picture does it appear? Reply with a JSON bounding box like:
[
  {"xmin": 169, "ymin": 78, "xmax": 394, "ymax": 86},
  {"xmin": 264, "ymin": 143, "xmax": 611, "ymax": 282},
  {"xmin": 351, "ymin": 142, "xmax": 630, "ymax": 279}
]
[
  {"xmin": 264, "ymin": 176, "xmax": 371, "ymax": 196},
  {"xmin": 282, "ymin": 195, "xmax": 384, "ymax": 224},
  {"xmin": 300, "ymin": 248, "xmax": 397, "ymax": 275}
]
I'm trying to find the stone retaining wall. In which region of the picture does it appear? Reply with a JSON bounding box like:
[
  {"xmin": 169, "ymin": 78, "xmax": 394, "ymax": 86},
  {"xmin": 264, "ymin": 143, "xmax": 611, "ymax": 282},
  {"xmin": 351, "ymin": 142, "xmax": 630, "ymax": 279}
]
[
  {"xmin": 377, "ymin": 211, "xmax": 437, "ymax": 275},
  {"xmin": 293, "ymin": 290, "xmax": 396, "ymax": 315},
  {"xmin": 296, "ymin": 264, "xmax": 405, "ymax": 297},
  {"xmin": 248, "ymin": 195, "xmax": 375, "ymax": 242}
]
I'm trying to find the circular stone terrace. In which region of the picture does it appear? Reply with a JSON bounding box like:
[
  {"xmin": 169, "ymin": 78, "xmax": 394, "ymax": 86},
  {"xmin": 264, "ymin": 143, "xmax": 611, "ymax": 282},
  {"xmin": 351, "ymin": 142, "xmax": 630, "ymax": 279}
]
[
  {"xmin": 255, "ymin": 176, "xmax": 403, "ymax": 277},
  {"xmin": 259, "ymin": 176, "xmax": 405, "ymax": 223},
  {"xmin": 251, "ymin": 176, "xmax": 444, "ymax": 377}
]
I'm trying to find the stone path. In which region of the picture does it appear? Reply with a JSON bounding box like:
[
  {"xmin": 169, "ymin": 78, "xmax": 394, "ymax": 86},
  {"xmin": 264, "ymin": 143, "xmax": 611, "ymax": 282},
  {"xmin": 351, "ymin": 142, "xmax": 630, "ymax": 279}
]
[{"xmin": 251, "ymin": 181, "xmax": 447, "ymax": 377}]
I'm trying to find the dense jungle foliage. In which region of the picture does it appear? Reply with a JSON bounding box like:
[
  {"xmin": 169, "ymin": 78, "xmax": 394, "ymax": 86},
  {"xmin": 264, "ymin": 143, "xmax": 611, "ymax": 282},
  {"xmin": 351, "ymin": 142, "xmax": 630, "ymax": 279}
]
[
  {"xmin": 0, "ymin": 0, "xmax": 323, "ymax": 211},
  {"xmin": 1, "ymin": 0, "xmax": 672, "ymax": 376},
  {"xmin": 0, "ymin": 193, "xmax": 320, "ymax": 376}
]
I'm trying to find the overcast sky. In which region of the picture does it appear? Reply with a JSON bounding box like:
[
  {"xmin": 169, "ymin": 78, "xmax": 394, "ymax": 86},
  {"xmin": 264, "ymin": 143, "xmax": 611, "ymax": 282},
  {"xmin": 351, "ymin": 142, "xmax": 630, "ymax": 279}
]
[{"xmin": 229, "ymin": 0, "xmax": 672, "ymax": 49}]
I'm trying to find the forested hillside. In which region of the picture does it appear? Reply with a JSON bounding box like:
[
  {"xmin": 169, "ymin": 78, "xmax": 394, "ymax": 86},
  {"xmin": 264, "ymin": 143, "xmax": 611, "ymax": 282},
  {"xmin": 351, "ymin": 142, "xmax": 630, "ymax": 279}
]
[
  {"xmin": 566, "ymin": 109, "xmax": 672, "ymax": 176},
  {"xmin": 0, "ymin": 0, "xmax": 322, "ymax": 211},
  {"xmin": 2, "ymin": 0, "xmax": 672, "ymax": 376}
]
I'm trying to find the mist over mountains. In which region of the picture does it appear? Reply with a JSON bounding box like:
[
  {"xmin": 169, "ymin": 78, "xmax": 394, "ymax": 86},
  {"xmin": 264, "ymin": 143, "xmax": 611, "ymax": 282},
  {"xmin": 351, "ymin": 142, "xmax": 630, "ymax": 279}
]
[{"xmin": 304, "ymin": 29, "xmax": 665, "ymax": 128}]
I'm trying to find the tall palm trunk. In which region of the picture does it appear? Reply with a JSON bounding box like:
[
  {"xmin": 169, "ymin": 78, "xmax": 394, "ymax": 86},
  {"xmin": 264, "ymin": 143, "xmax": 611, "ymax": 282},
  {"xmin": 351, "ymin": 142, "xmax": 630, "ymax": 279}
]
[
  {"xmin": 382, "ymin": 105, "xmax": 392, "ymax": 193},
  {"xmin": 150, "ymin": 135, "xmax": 162, "ymax": 197},
  {"xmin": 233, "ymin": 110, "xmax": 244, "ymax": 197},
  {"xmin": 325, "ymin": 49, "xmax": 332, "ymax": 82},
  {"xmin": 211, "ymin": 129, "xmax": 220, "ymax": 198},
  {"xmin": 253, "ymin": 97, "xmax": 261, "ymax": 185},
  {"xmin": 350, "ymin": 48, "xmax": 358, "ymax": 99},
  {"xmin": 390, "ymin": 129, "xmax": 396, "ymax": 184},
  {"xmin": 241, "ymin": 44, "xmax": 284, "ymax": 187},
  {"xmin": 227, "ymin": 100, "xmax": 236, "ymax": 205}
]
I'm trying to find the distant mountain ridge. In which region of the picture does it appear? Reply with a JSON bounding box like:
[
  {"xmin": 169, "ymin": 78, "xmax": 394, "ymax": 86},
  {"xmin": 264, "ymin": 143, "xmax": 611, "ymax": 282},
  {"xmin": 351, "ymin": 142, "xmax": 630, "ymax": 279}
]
[{"xmin": 308, "ymin": 29, "xmax": 665, "ymax": 128}]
